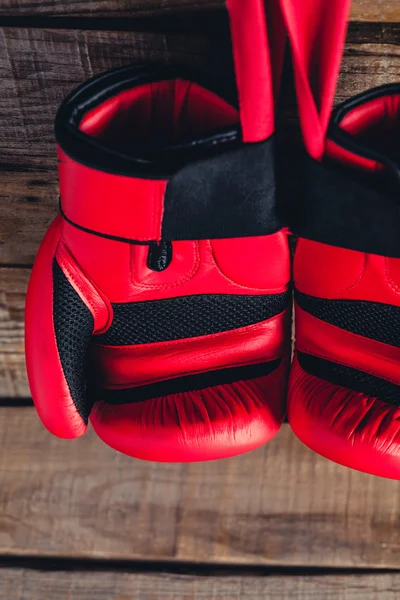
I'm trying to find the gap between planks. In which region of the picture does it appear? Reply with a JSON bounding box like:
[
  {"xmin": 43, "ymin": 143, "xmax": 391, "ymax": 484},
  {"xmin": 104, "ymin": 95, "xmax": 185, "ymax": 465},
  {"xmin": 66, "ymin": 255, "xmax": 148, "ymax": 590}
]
[
  {"xmin": 2, "ymin": 569, "xmax": 400, "ymax": 599},
  {"xmin": 0, "ymin": 410, "xmax": 400, "ymax": 569},
  {"xmin": 1, "ymin": 566, "xmax": 400, "ymax": 599}
]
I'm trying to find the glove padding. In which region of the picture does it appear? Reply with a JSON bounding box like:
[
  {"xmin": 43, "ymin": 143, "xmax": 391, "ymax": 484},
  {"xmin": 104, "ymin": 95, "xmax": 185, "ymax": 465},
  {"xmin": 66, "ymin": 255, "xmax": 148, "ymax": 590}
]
[
  {"xmin": 289, "ymin": 84, "xmax": 400, "ymax": 478},
  {"xmin": 26, "ymin": 65, "xmax": 290, "ymax": 461}
]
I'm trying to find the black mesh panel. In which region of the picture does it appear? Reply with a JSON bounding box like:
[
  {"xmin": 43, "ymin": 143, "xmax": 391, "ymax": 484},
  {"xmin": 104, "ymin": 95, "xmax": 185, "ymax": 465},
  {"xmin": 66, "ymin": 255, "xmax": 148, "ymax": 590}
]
[
  {"xmin": 295, "ymin": 289, "xmax": 400, "ymax": 347},
  {"xmin": 95, "ymin": 292, "xmax": 288, "ymax": 346},
  {"xmin": 53, "ymin": 260, "xmax": 94, "ymax": 423}
]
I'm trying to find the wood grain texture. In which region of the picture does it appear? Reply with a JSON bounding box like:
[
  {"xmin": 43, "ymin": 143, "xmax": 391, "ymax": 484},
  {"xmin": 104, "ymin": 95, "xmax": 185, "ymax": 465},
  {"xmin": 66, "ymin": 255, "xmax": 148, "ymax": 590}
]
[
  {"xmin": 0, "ymin": 0, "xmax": 222, "ymax": 18},
  {"xmin": 0, "ymin": 409, "xmax": 400, "ymax": 567},
  {"xmin": 0, "ymin": 0, "xmax": 399, "ymax": 21},
  {"xmin": 0, "ymin": 173, "xmax": 58, "ymax": 266},
  {"xmin": 0, "ymin": 25, "xmax": 399, "ymax": 171},
  {"xmin": 0, "ymin": 268, "xmax": 28, "ymax": 398},
  {"xmin": 351, "ymin": 0, "xmax": 400, "ymax": 22},
  {"xmin": 0, "ymin": 27, "xmax": 218, "ymax": 171},
  {"xmin": 1, "ymin": 570, "xmax": 400, "ymax": 600},
  {"xmin": 0, "ymin": 27, "xmax": 399, "ymax": 265}
]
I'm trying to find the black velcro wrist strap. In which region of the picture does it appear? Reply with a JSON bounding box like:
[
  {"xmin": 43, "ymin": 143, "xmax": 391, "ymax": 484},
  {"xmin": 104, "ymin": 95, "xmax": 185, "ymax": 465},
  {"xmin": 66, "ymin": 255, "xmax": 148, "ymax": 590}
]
[
  {"xmin": 162, "ymin": 135, "xmax": 279, "ymax": 240},
  {"xmin": 59, "ymin": 135, "xmax": 280, "ymax": 243},
  {"xmin": 291, "ymin": 156, "xmax": 400, "ymax": 257},
  {"xmin": 57, "ymin": 62, "xmax": 281, "ymax": 243}
]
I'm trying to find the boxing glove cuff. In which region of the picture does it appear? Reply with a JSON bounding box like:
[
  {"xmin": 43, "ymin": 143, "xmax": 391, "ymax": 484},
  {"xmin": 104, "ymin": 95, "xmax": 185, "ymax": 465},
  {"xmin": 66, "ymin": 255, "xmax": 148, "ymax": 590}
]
[
  {"xmin": 291, "ymin": 83, "xmax": 400, "ymax": 257},
  {"xmin": 56, "ymin": 64, "xmax": 281, "ymax": 243}
]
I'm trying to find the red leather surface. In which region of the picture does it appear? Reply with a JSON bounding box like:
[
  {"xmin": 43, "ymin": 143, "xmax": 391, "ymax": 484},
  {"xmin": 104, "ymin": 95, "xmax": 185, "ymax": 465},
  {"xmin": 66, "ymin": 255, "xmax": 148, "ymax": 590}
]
[
  {"xmin": 62, "ymin": 223, "xmax": 289, "ymax": 303},
  {"xmin": 279, "ymin": 0, "xmax": 351, "ymax": 160},
  {"xmin": 92, "ymin": 313, "xmax": 287, "ymax": 389},
  {"xmin": 295, "ymin": 240, "xmax": 400, "ymax": 305},
  {"xmin": 80, "ymin": 80, "xmax": 239, "ymax": 144},
  {"xmin": 60, "ymin": 80, "xmax": 239, "ymax": 242},
  {"xmin": 25, "ymin": 216, "xmax": 88, "ymax": 439},
  {"xmin": 227, "ymin": 0, "xmax": 275, "ymax": 141},
  {"xmin": 289, "ymin": 355, "xmax": 400, "ymax": 479},
  {"xmin": 26, "ymin": 0, "xmax": 293, "ymax": 460},
  {"xmin": 59, "ymin": 150, "xmax": 167, "ymax": 242},
  {"xmin": 27, "ymin": 69, "xmax": 290, "ymax": 460},
  {"xmin": 55, "ymin": 239, "xmax": 112, "ymax": 334},
  {"xmin": 327, "ymin": 94, "xmax": 400, "ymax": 171},
  {"xmin": 91, "ymin": 356, "xmax": 289, "ymax": 462},
  {"xmin": 291, "ymin": 85, "xmax": 400, "ymax": 476},
  {"xmin": 296, "ymin": 306, "xmax": 400, "ymax": 387},
  {"xmin": 339, "ymin": 94, "xmax": 400, "ymax": 149}
]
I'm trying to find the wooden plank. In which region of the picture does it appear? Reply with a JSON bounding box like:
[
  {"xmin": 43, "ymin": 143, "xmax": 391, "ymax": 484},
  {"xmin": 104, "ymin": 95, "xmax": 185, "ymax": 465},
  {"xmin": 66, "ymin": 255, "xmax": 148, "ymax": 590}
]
[
  {"xmin": 0, "ymin": 26, "xmax": 398, "ymax": 171},
  {"xmin": 351, "ymin": 0, "xmax": 400, "ymax": 22},
  {"xmin": 0, "ymin": 27, "xmax": 219, "ymax": 171},
  {"xmin": 0, "ymin": 0, "xmax": 399, "ymax": 22},
  {"xmin": 0, "ymin": 264, "xmax": 290, "ymax": 397},
  {"xmin": 337, "ymin": 42, "xmax": 400, "ymax": 103},
  {"xmin": 0, "ymin": 28, "xmax": 399, "ymax": 265},
  {"xmin": 0, "ymin": 0, "xmax": 222, "ymax": 18},
  {"xmin": 0, "ymin": 268, "xmax": 29, "ymax": 398},
  {"xmin": 0, "ymin": 174, "xmax": 58, "ymax": 266},
  {"xmin": 1, "ymin": 570, "xmax": 400, "ymax": 600},
  {"xmin": 1, "ymin": 409, "xmax": 400, "ymax": 567}
]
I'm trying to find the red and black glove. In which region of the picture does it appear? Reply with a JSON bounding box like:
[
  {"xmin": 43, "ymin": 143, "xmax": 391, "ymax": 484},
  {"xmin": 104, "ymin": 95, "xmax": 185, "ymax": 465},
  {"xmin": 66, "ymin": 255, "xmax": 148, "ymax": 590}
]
[
  {"xmin": 281, "ymin": 0, "xmax": 400, "ymax": 478},
  {"xmin": 25, "ymin": 1, "xmax": 291, "ymax": 461},
  {"xmin": 290, "ymin": 84, "xmax": 400, "ymax": 479}
]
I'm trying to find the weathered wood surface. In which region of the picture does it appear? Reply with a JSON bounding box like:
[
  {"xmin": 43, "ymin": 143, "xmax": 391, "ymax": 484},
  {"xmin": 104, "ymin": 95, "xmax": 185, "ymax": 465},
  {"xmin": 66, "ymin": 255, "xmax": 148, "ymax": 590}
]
[
  {"xmin": 0, "ymin": 409, "xmax": 400, "ymax": 567},
  {"xmin": 0, "ymin": 27, "xmax": 219, "ymax": 171},
  {"xmin": 1, "ymin": 570, "xmax": 400, "ymax": 600},
  {"xmin": 0, "ymin": 26, "xmax": 399, "ymax": 171},
  {"xmin": 0, "ymin": 174, "xmax": 59, "ymax": 267},
  {"xmin": 0, "ymin": 268, "xmax": 28, "ymax": 398},
  {"xmin": 0, "ymin": 0, "xmax": 399, "ymax": 21},
  {"xmin": 0, "ymin": 27, "xmax": 399, "ymax": 265}
]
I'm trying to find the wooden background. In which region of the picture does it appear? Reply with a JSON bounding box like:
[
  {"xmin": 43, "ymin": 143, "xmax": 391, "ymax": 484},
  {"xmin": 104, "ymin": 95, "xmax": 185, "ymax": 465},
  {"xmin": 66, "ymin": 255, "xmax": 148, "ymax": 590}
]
[{"xmin": 0, "ymin": 1, "xmax": 400, "ymax": 598}]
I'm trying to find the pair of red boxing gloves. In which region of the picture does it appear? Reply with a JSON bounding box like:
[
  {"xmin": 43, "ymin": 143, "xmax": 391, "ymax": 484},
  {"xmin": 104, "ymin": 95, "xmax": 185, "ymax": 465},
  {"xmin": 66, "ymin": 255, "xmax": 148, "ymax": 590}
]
[{"xmin": 25, "ymin": 0, "xmax": 400, "ymax": 478}]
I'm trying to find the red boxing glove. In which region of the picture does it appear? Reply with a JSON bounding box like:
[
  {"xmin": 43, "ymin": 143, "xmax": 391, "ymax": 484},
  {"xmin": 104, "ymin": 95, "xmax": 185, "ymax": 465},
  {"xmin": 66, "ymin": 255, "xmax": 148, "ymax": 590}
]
[
  {"xmin": 290, "ymin": 83, "xmax": 400, "ymax": 479},
  {"xmin": 25, "ymin": 1, "xmax": 291, "ymax": 461}
]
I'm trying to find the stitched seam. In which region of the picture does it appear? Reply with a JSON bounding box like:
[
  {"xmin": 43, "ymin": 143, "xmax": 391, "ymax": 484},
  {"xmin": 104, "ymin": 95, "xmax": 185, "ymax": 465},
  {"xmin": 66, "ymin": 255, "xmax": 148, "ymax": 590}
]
[
  {"xmin": 57, "ymin": 257, "xmax": 97, "ymax": 317},
  {"xmin": 209, "ymin": 239, "xmax": 288, "ymax": 293},
  {"xmin": 130, "ymin": 241, "xmax": 201, "ymax": 290},
  {"xmin": 51, "ymin": 243, "xmax": 87, "ymax": 424},
  {"xmin": 56, "ymin": 249, "xmax": 112, "ymax": 334},
  {"xmin": 336, "ymin": 252, "xmax": 367, "ymax": 292},
  {"xmin": 384, "ymin": 257, "xmax": 400, "ymax": 296}
]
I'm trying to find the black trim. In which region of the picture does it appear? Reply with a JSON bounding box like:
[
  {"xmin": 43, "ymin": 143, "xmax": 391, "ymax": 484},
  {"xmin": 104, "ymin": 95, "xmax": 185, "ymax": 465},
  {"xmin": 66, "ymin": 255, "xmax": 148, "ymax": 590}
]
[
  {"xmin": 295, "ymin": 289, "xmax": 400, "ymax": 348},
  {"xmin": 330, "ymin": 83, "xmax": 400, "ymax": 185},
  {"xmin": 290, "ymin": 155, "xmax": 400, "ymax": 257},
  {"xmin": 55, "ymin": 63, "xmax": 241, "ymax": 180},
  {"xmin": 59, "ymin": 201, "xmax": 152, "ymax": 245},
  {"xmin": 95, "ymin": 292, "xmax": 289, "ymax": 346},
  {"xmin": 162, "ymin": 136, "xmax": 280, "ymax": 240},
  {"xmin": 53, "ymin": 260, "xmax": 93, "ymax": 424},
  {"xmin": 298, "ymin": 352, "xmax": 400, "ymax": 407},
  {"xmin": 147, "ymin": 241, "xmax": 173, "ymax": 272},
  {"xmin": 60, "ymin": 137, "xmax": 280, "ymax": 243},
  {"xmin": 289, "ymin": 84, "xmax": 400, "ymax": 254},
  {"xmin": 57, "ymin": 63, "xmax": 280, "ymax": 241},
  {"xmin": 89, "ymin": 360, "xmax": 280, "ymax": 405}
]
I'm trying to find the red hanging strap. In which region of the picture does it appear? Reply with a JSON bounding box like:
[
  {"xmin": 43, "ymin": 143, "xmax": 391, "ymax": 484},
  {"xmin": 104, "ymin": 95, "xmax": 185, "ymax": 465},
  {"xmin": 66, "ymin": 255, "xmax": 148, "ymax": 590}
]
[
  {"xmin": 227, "ymin": 0, "xmax": 286, "ymax": 143},
  {"xmin": 279, "ymin": 0, "xmax": 351, "ymax": 160}
]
